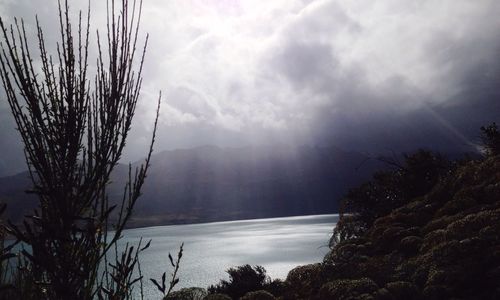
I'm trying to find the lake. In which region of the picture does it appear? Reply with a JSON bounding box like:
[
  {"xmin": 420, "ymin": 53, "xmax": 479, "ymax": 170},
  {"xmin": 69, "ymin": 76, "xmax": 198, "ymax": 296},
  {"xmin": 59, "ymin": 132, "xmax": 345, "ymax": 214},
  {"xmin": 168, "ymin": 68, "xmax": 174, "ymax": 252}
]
[{"xmin": 120, "ymin": 214, "xmax": 338, "ymax": 298}]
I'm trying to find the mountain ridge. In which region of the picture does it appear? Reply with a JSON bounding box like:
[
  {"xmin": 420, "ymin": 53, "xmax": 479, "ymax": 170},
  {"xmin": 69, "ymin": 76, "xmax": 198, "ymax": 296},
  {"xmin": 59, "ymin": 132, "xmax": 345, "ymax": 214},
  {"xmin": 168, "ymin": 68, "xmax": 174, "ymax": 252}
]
[{"xmin": 0, "ymin": 145, "xmax": 383, "ymax": 227}]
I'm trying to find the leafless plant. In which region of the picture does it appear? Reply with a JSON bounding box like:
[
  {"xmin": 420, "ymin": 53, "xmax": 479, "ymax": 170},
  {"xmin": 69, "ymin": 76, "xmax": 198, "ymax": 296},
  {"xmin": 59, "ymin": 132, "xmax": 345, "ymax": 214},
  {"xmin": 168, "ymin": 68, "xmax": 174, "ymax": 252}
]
[
  {"xmin": 0, "ymin": 0, "xmax": 160, "ymax": 298},
  {"xmin": 150, "ymin": 243, "xmax": 184, "ymax": 299}
]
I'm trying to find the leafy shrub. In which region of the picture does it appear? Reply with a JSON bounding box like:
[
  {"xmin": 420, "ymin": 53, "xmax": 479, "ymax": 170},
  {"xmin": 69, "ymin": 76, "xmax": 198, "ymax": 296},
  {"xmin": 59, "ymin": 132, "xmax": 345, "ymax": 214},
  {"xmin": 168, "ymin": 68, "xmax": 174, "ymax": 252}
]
[
  {"xmin": 385, "ymin": 281, "xmax": 420, "ymax": 299},
  {"xmin": 338, "ymin": 150, "xmax": 451, "ymax": 240},
  {"xmin": 318, "ymin": 278, "xmax": 379, "ymax": 299},
  {"xmin": 481, "ymin": 122, "xmax": 500, "ymax": 156},
  {"xmin": 265, "ymin": 279, "xmax": 286, "ymax": 298},
  {"xmin": 240, "ymin": 290, "xmax": 276, "ymax": 300},
  {"xmin": 208, "ymin": 265, "xmax": 269, "ymax": 299},
  {"xmin": 165, "ymin": 287, "xmax": 207, "ymax": 300},
  {"xmin": 322, "ymin": 153, "xmax": 500, "ymax": 299},
  {"xmin": 204, "ymin": 293, "xmax": 232, "ymax": 300},
  {"xmin": 284, "ymin": 263, "xmax": 325, "ymax": 299}
]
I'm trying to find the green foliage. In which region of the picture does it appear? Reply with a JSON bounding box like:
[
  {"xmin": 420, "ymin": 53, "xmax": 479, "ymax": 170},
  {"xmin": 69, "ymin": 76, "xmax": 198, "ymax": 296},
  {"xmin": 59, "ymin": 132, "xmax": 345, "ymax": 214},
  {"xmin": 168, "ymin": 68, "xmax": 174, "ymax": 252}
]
[
  {"xmin": 265, "ymin": 279, "xmax": 286, "ymax": 298},
  {"xmin": 481, "ymin": 122, "xmax": 500, "ymax": 156},
  {"xmin": 283, "ymin": 263, "xmax": 325, "ymax": 299},
  {"xmin": 320, "ymin": 153, "xmax": 500, "ymax": 299},
  {"xmin": 259, "ymin": 138, "xmax": 500, "ymax": 299},
  {"xmin": 204, "ymin": 138, "xmax": 500, "ymax": 299},
  {"xmin": 385, "ymin": 281, "xmax": 420, "ymax": 300},
  {"xmin": 204, "ymin": 294, "xmax": 232, "ymax": 300},
  {"xmin": 335, "ymin": 150, "xmax": 451, "ymax": 243},
  {"xmin": 208, "ymin": 265, "xmax": 271, "ymax": 299},
  {"xmin": 164, "ymin": 287, "xmax": 207, "ymax": 300},
  {"xmin": 331, "ymin": 214, "xmax": 366, "ymax": 246},
  {"xmin": 318, "ymin": 278, "xmax": 379, "ymax": 300},
  {"xmin": 240, "ymin": 290, "xmax": 276, "ymax": 300}
]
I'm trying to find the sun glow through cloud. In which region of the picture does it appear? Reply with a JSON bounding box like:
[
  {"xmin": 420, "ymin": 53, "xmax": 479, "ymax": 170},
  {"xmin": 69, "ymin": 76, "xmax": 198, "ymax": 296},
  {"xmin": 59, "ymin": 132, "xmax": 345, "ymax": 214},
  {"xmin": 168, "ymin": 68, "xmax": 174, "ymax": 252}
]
[{"xmin": 0, "ymin": 0, "xmax": 499, "ymax": 167}]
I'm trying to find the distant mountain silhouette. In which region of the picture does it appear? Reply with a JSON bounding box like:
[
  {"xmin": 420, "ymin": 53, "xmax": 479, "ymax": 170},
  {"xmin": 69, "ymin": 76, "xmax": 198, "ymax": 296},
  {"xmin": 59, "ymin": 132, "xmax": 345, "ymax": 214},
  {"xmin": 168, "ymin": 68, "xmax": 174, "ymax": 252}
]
[{"xmin": 0, "ymin": 145, "xmax": 383, "ymax": 227}]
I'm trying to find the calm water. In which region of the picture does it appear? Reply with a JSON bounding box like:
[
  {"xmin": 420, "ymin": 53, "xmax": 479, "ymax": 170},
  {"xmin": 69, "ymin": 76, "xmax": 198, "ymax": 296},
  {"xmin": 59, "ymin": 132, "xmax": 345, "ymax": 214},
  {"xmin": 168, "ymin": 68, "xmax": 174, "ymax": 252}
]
[{"xmin": 120, "ymin": 214, "xmax": 338, "ymax": 298}]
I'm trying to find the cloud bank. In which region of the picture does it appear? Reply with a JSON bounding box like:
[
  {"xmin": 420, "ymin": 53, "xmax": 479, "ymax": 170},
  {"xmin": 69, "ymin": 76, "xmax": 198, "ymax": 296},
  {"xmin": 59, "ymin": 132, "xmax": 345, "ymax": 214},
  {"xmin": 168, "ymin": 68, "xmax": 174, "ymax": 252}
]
[{"xmin": 0, "ymin": 0, "xmax": 499, "ymax": 175}]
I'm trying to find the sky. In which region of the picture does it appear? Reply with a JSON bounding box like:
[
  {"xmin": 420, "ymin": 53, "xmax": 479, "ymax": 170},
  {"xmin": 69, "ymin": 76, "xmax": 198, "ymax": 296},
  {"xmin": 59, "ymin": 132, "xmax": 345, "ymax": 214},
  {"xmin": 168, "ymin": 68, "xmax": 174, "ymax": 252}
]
[{"xmin": 0, "ymin": 0, "xmax": 499, "ymax": 176}]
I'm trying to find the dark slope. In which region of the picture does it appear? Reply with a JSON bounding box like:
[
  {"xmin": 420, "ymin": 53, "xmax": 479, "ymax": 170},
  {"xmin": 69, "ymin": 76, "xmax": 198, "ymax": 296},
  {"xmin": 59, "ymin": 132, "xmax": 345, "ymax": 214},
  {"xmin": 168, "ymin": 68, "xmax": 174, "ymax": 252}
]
[
  {"xmin": 0, "ymin": 145, "xmax": 381, "ymax": 227},
  {"xmin": 130, "ymin": 145, "xmax": 381, "ymax": 226},
  {"xmin": 279, "ymin": 155, "xmax": 500, "ymax": 300}
]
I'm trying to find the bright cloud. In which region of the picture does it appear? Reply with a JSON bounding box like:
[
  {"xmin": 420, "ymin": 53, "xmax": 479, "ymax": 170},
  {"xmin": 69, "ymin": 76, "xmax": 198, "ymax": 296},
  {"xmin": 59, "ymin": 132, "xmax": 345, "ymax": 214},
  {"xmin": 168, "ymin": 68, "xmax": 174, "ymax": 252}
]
[{"xmin": 0, "ymin": 0, "xmax": 499, "ymax": 172}]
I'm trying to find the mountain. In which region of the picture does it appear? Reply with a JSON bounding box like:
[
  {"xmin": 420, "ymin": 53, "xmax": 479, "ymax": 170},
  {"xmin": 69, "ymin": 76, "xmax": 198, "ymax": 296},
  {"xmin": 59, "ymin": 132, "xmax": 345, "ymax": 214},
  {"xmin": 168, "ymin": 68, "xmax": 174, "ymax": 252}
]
[
  {"xmin": 0, "ymin": 145, "xmax": 383, "ymax": 227},
  {"xmin": 199, "ymin": 152, "xmax": 500, "ymax": 300}
]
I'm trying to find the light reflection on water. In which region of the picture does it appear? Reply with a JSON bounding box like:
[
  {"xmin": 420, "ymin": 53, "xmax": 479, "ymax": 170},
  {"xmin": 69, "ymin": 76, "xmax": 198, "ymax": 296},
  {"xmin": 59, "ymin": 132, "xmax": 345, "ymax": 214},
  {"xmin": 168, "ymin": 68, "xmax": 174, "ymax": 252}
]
[{"xmin": 120, "ymin": 214, "xmax": 338, "ymax": 298}]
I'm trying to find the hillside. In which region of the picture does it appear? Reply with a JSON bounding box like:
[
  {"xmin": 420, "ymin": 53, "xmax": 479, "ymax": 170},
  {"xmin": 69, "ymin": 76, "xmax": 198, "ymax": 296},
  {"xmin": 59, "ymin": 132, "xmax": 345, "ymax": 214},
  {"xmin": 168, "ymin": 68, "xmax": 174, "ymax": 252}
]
[
  {"xmin": 0, "ymin": 145, "xmax": 382, "ymax": 227},
  {"xmin": 291, "ymin": 154, "xmax": 500, "ymax": 299},
  {"xmin": 206, "ymin": 153, "xmax": 500, "ymax": 299}
]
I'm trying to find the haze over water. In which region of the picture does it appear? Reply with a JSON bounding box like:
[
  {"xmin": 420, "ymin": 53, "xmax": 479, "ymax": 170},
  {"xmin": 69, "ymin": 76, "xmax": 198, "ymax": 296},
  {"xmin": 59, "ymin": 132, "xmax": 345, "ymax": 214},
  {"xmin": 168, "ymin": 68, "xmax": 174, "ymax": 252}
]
[{"xmin": 121, "ymin": 214, "xmax": 338, "ymax": 298}]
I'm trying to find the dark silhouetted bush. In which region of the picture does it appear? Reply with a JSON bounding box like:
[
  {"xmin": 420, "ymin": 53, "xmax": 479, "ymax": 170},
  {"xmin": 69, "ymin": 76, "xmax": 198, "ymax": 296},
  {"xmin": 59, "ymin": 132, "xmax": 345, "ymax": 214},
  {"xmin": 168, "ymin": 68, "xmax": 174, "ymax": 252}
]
[
  {"xmin": 266, "ymin": 279, "xmax": 286, "ymax": 297},
  {"xmin": 165, "ymin": 287, "xmax": 207, "ymax": 300},
  {"xmin": 240, "ymin": 290, "xmax": 276, "ymax": 300},
  {"xmin": 202, "ymin": 145, "xmax": 500, "ymax": 300},
  {"xmin": 481, "ymin": 122, "xmax": 500, "ymax": 156},
  {"xmin": 321, "ymin": 152, "xmax": 500, "ymax": 299},
  {"xmin": 318, "ymin": 277, "xmax": 379, "ymax": 299},
  {"xmin": 203, "ymin": 293, "xmax": 232, "ymax": 300},
  {"xmin": 385, "ymin": 281, "xmax": 420, "ymax": 300},
  {"xmin": 283, "ymin": 263, "xmax": 326, "ymax": 299},
  {"xmin": 208, "ymin": 265, "xmax": 270, "ymax": 299},
  {"xmin": 335, "ymin": 150, "xmax": 451, "ymax": 243},
  {"xmin": 0, "ymin": 0, "xmax": 164, "ymax": 298}
]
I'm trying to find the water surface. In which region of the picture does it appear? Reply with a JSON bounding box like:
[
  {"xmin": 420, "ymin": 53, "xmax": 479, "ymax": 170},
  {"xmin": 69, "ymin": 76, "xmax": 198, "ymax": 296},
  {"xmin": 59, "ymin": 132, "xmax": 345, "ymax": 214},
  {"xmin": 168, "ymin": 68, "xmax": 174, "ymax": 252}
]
[{"xmin": 121, "ymin": 214, "xmax": 337, "ymax": 298}]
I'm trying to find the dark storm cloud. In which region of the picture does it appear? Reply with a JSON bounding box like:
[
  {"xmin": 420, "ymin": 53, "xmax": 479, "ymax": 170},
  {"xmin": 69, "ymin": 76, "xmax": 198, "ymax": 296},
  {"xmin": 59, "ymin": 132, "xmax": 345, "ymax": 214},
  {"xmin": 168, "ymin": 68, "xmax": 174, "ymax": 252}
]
[
  {"xmin": 261, "ymin": 0, "xmax": 500, "ymax": 153},
  {"xmin": 0, "ymin": 0, "xmax": 499, "ymax": 176}
]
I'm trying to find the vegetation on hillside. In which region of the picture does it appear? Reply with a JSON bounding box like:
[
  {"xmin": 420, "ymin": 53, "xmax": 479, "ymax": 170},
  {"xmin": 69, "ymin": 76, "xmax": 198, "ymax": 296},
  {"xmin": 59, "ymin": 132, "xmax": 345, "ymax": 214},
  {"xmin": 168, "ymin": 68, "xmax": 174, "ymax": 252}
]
[
  {"xmin": 201, "ymin": 124, "xmax": 500, "ymax": 299},
  {"xmin": 4, "ymin": 115, "xmax": 499, "ymax": 299},
  {"xmin": 0, "ymin": 0, "xmax": 497, "ymax": 296}
]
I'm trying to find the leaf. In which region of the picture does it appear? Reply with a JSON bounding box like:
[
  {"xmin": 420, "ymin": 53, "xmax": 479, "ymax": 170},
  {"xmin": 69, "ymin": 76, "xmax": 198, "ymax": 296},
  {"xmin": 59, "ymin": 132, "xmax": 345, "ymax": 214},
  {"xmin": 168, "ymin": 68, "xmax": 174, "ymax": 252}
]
[
  {"xmin": 172, "ymin": 278, "xmax": 179, "ymax": 287},
  {"xmin": 103, "ymin": 205, "xmax": 117, "ymax": 218},
  {"xmin": 130, "ymin": 275, "xmax": 143, "ymax": 285},
  {"xmin": 140, "ymin": 239, "xmax": 152, "ymax": 251},
  {"xmin": 177, "ymin": 242, "xmax": 184, "ymax": 259},
  {"xmin": 150, "ymin": 278, "xmax": 164, "ymax": 293},
  {"xmin": 100, "ymin": 287, "xmax": 112, "ymax": 295},
  {"xmin": 168, "ymin": 253, "xmax": 175, "ymax": 267}
]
